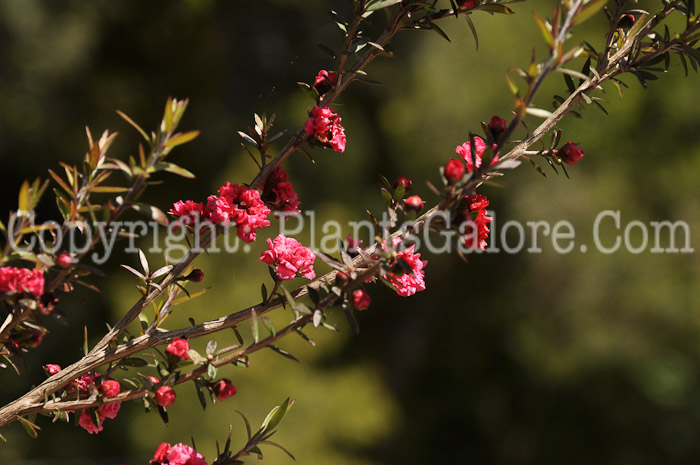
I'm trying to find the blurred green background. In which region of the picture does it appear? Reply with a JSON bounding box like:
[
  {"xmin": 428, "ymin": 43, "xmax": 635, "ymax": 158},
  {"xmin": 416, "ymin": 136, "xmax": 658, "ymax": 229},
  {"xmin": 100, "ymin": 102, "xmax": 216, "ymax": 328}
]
[{"xmin": 0, "ymin": 0, "xmax": 699, "ymax": 464}]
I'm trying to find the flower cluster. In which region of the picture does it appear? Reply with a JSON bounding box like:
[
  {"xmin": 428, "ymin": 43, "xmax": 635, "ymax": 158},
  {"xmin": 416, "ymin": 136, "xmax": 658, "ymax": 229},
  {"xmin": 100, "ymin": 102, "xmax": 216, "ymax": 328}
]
[
  {"xmin": 459, "ymin": 194, "xmax": 492, "ymax": 251},
  {"xmin": 0, "ymin": 266, "xmax": 44, "ymax": 297},
  {"xmin": 304, "ymin": 105, "xmax": 346, "ymax": 153},
  {"xmin": 260, "ymin": 234, "xmax": 316, "ymax": 281},
  {"xmin": 387, "ymin": 237, "xmax": 428, "ymax": 297},
  {"xmin": 76, "ymin": 377, "xmax": 122, "ymax": 434},
  {"xmin": 261, "ymin": 166, "xmax": 301, "ymax": 213},
  {"xmin": 456, "ymin": 136, "xmax": 499, "ymax": 173},
  {"xmin": 150, "ymin": 442, "xmax": 208, "ymax": 465},
  {"xmin": 205, "ymin": 183, "xmax": 271, "ymax": 242},
  {"xmin": 170, "ymin": 183, "xmax": 272, "ymax": 243}
]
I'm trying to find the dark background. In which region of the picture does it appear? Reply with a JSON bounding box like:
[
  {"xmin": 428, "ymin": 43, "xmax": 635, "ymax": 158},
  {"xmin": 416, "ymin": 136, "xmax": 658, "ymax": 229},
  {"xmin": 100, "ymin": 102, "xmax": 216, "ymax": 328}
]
[{"xmin": 1, "ymin": 0, "xmax": 699, "ymax": 464}]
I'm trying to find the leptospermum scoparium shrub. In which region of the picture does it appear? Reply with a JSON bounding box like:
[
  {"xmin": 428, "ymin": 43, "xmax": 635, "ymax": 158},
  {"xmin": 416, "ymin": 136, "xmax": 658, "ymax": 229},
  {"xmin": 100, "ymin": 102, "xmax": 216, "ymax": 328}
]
[{"xmin": 0, "ymin": 0, "xmax": 699, "ymax": 462}]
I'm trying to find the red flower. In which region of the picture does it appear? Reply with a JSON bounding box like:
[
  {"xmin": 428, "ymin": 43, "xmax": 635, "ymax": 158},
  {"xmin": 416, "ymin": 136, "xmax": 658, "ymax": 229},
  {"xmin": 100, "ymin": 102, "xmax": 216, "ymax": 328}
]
[
  {"xmin": 404, "ymin": 195, "xmax": 424, "ymax": 212},
  {"xmin": 313, "ymin": 69, "xmax": 337, "ymax": 95},
  {"xmin": 444, "ymin": 158, "xmax": 466, "ymax": 183},
  {"xmin": 261, "ymin": 167, "xmax": 301, "ymax": 213},
  {"xmin": 79, "ymin": 410, "xmax": 103, "ymax": 435},
  {"xmin": 150, "ymin": 442, "xmax": 172, "ymax": 465},
  {"xmin": 559, "ymin": 142, "xmax": 584, "ymax": 165},
  {"xmin": 98, "ymin": 401, "xmax": 121, "ymax": 419},
  {"xmin": 488, "ymin": 115, "xmax": 507, "ymax": 138},
  {"xmin": 155, "ymin": 385, "xmax": 176, "ymax": 407},
  {"xmin": 169, "ymin": 200, "xmax": 204, "ymax": 230},
  {"xmin": 304, "ymin": 105, "xmax": 346, "ymax": 153},
  {"xmin": 44, "ymin": 364, "xmax": 61, "ymax": 375},
  {"xmin": 459, "ymin": 194, "xmax": 492, "ymax": 251},
  {"xmin": 387, "ymin": 238, "xmax": 428, "ymax": 297},
  {"xmin": 456, "ymin": 136, "xmax": 499, "ymax": 173},
  {"xmin": 260, "ymin": 234, "xmax": 316, "ymax": 281},
  {"xmin": 351, "ymin": 289, "xmax": 371, "ymax": 310},
  {"xmin": 100, "ymin": 380, "xmax": 121, "ymax": 398},
  {"xmin": 213, "ymin": 379, "xmax": 237, "ymax": 401},
  {"xmin": 0, "ymin": 267, "xmax": 45, "ymax": 297},
  {"xmin": 166, "ymin": 337, "xmax": 190, "ymax": 360},
  {"xmin": 394, "ymin": 175, "xmax": 412, "ymax": 192},
  {"xmin": 204, "ymin": 183, "xmax": 271, "ymax": 242}
]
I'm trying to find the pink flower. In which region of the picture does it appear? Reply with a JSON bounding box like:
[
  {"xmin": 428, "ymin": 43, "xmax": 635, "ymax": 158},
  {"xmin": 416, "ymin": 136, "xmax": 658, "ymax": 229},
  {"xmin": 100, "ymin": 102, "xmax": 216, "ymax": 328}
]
[
  {"xmin": 404, "ymin": 195, "xmax": 424, "ymax": 212},
  {"xmin": 456, "ymin": 136, "xmax": 499, "ymax": 172},
  {"xmin": 169, "ymin": 200, "xmax": 204, "ymax": 231},
  {"xmin": 44, "ymin": 364, "xmax": 61, "ymax": 375},
  {"xmin": 98, "ymin": 401, "xmax": 121, "ymax": 419},
  {"xmin": 459, "ymin": 194, "xmax": 492, "ymax": 251},
  {"xmin": 150, "ymin": 442, "xmax": 171, "ymax": 465},
  {"xmin": 313, "ymin": 69, "xmax": 337, "ymax": 95},
  {"xmin": 155, "ymin": 385, "xmax": 176, "ymax": 407},
  {"xmin": 100, "ymin": 380, "xmax": 121, "ymax": 398},
  {"xmin": 444, "ymin": 158, "xmax": 466, "ymax": 183},
  {"xmin": 351, "ymin": 289, "xmax": 371, "ymax": 310},
  {"xmin": 0, "ymin": 267, "xmax": 45, "ymax": 297},
  {"xmin": 204, "ymin": 183, "xmax": 271, "ymax": 242},
  {"xmin": 165, "ymin": 443, "xmax": 208, "ymax": 465},
  {"xmin": 79, "ymin": 410, "xmax": 103, "ymax": 435},
  {"xmin": 260, "ymin": 234, "xmax": 316, "ymax": 281},
  {"xmin": 304, "ymin": 105, "xmax": 346, "ymax": 153},
  {"xmin": 261, "ymin": 167, "xmax": 301, "ymax": 213},
  {"xmin": 213, "ymin": 379, "xmax": 237, "ymax": 401},
  {"xmin": 559, "ymin": 142, "xmax": 584, "ymax": 165},
  {"xmin": 56, "ymin": 253, "xmax": 74, "ymax": 268},
  {"xmin": 387, "ymin": 238, "xmax": 428, "ymax": 297},
  {"xmin": 166, "ymin": 337, "xmax": 189, "ymax": 360}
]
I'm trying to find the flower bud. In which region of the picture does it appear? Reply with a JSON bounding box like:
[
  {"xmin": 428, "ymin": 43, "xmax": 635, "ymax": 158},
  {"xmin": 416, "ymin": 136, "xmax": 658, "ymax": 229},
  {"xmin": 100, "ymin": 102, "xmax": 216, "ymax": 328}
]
[
  {"xmin": 313, "ymin": 70, "xmax": 337, "ymax": 95},
  {"xmin": 458, "ymin": 0, "xmax": 479, "ymax": 10},
  {"xmin": 488, "ymin": 115, "xmax": 507, "ymax": 138},
  {"xmin": 155, "ymin": 385, "xmax": 176, "ymax": 407},
  {"xmin": 443, "ymin": 159, "xmax": 466, "ymax": 184},
  {"xmin": 56, "ymin": 253, "xmax": 74, "ymax": 268},
  {"xmin": 559, "ymin": 142, "xmax": 584, "ymax": 165},
  {"xmin": 44, "ymin": 364, "xmax": 61, "ymax": 375},
  {"xmin": 404, "ymin": 195, "xmax": 424, "ymax": 212},
  {"xmin": 184, "ymin": 269, "xmax": 204, "ymax": 282},
  {"xmin": 166, "ymin": 337, "xmax": 190, "ymax": 360},
  {"xmin": 213, "ymin": 379, "xmax": 237, "ymax": 401},
  {"xmin": 394, "ymin": 175, "xmax": 412, "ymax": 192},
  {"xmin": 351, "ymin": 288, "xmax": 371, "ymax": 310},
  {"xmin": 150, "ymin": 442, "xmax": 171, "ymax": 465},
  {"xmin": 100, "ymin": 380, "xmax": 121, "ymax": 398},
  {"xmin": 618, "ymin": 13, "xmax": 635, "ymax": 30}
]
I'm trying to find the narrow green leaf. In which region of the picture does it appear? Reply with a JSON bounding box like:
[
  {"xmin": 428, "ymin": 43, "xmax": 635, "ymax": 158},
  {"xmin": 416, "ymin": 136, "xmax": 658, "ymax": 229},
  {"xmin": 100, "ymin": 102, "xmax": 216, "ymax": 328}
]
[
  {"xmin": 163, "ymin": 130, "xmax": 200, "ymax": 147},
  {"xmin": 250, "ymin": 309, "xmax": 259, "ymax": 344},
  {"xmin": 571, "ymin": 0, "xmax": 608, "ymax": 26}
]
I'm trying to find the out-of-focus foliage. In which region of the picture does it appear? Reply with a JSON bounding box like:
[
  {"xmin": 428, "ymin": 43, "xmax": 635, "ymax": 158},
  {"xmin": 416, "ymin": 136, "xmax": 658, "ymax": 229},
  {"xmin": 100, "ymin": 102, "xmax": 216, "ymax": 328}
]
[{"xmin": 0, "ymin": 0, "xmax": 699, "ymax": 464}]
